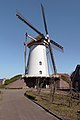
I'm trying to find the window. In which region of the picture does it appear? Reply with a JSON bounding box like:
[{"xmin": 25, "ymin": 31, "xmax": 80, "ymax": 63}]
[
  {"xmin": 39, "ymin": 71, "xmax": 42, "ymax": 74},
  {"xmin": 39, "ymin": 61, "xmax": 42, "ymax": 65}
]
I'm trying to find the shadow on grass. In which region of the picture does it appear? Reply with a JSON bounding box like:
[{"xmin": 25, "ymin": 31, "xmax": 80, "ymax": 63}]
[{"xmin": 24, "ymin": 92, "xmax": 37, "ymax": 101}]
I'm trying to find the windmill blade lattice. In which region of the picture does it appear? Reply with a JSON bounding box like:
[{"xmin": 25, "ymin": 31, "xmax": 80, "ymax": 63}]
[
  {"xmin": 16, "ymin": 10, "xmax": 44, "ymax": 36},
  {"xmin": 41, "ymin": 4, "xmax": 48, "ymax": 35},
  {"xmin": 50, "ymin": 40, "xmax": 63, "ymax": 52},
  {"xmin": 48, "ymin": 43, "xmax": 57, "ymax": 74}
]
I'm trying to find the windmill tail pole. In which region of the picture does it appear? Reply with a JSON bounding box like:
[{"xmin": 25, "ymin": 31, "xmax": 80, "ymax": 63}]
[{"xmin": 24, "ymin": 43, "xmax": 26, "ymax": 75}]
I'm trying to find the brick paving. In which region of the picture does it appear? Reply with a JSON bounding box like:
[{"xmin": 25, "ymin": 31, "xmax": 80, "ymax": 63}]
[{"xmin": 6, "ymin": 79, "xmax": 27, "ymax": 89}]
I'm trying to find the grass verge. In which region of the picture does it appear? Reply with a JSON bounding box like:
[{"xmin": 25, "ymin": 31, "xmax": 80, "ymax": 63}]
[{"xmin": 25, "ymin": 89, "xmax": 80, "ymax": 120}]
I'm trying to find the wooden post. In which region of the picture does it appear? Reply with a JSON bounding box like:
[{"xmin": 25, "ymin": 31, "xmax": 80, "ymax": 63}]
[
  {"xmin": 69, "ymin": 80, "xmax": 72, "ymax": 107},
  {"xmin": 50, "ymin": 77, "xmax": 56, "ymax": 102}
]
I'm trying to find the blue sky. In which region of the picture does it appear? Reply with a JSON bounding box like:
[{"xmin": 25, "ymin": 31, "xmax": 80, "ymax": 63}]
[{"xmin": 0, "ymin": 0, "xmax": 80, "ymax": 78}]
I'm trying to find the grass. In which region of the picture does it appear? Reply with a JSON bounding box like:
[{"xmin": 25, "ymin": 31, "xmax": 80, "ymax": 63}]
[
  {"xmin": 61, "ymin": 74, "xmax": 70, "ymax": 84},
  {"xmin": 25, "ymin": 89, "xmax": 80, "ymax": 120},
  {"xmin": 0, "ymin": 74, "xmax": 22, "ymax": 88},
  {"xmin": 25, "ymin": 92, "xmax": 36, "ymax": 100},
  {"xmin": 0, "ymin": 84, "xmax": 5, "ymax": 89},
  {"xmin": 4, "ymin": 74, "xmax": 22, "ymax": 85}
]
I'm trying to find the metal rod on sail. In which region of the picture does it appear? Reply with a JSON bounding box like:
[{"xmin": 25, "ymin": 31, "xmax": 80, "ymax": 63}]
[{"xmin": 26, "ymin": 33, "xmax": 37, "ymax": 41}]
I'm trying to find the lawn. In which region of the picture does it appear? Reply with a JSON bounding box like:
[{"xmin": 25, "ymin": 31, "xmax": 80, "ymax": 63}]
[{"xmin": 25, "ymin": 89, "xmax": 80, "ymax": 120}]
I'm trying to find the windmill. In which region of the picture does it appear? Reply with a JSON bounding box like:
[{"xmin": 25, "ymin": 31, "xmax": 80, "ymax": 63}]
[{"xmin": 16, "ymin": 4, "xmax": 63, "ymax": 87}]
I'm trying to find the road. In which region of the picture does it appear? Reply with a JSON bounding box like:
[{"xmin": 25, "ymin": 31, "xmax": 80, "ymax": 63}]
[{"xmin": 0, "ymin": 89, "xmax": 58, "ymax": 120}]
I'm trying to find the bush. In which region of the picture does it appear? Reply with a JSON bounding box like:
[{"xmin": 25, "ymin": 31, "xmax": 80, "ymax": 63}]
[{"xmin": 4, "ymin": 79, "xmax": 10, "ymax": 85}]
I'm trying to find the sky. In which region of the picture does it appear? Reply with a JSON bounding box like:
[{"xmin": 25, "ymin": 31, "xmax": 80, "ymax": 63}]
[{"xmin": 0, "ymin": 0, "xmax": 80, "ymax": 78}]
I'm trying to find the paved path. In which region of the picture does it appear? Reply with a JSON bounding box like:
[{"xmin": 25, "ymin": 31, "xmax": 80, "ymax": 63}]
[{"xmin": 0, "ymin": 89, "xmax": 58, "ymax": 120}]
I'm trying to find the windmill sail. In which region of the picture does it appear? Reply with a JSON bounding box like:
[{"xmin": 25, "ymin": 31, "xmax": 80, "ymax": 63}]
[
  {"xmin": 16, "ymin": 4, "xmax": 64, "ymax": 75},
  {"xmin": 16, "ymin": 10, "xmax": 43, "ymax": 36}
]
